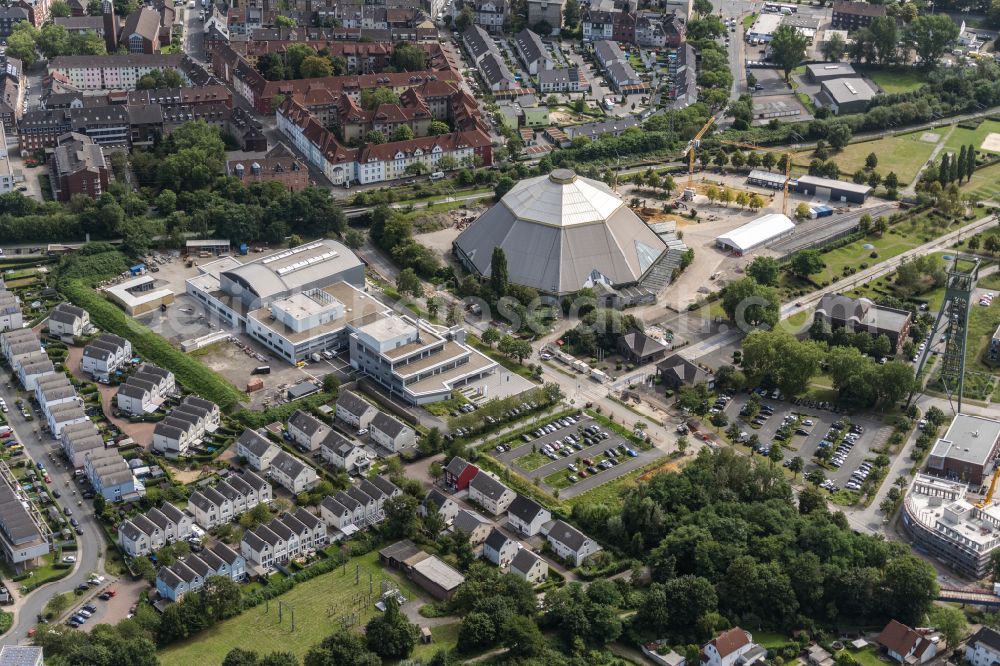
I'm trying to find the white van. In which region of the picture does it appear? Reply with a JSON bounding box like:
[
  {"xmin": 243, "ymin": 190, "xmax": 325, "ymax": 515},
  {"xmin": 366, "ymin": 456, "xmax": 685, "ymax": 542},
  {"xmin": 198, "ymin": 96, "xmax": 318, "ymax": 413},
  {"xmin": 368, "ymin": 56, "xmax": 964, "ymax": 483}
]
[{"xmin": 429, "ymin": 171, "xmax": 445, "ymax": 180}]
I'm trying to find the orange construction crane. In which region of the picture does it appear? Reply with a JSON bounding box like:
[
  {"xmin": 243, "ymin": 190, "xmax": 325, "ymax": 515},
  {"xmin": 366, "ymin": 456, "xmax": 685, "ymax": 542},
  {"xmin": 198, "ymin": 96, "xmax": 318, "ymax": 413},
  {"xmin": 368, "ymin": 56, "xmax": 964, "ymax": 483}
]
[
  {"xmin": 686, "ymin": 116, "xmax": 716, "ymax": 189},
  {"xmin": 978, "ymin": 467, "xmax": 1000, "ymax": 508}
]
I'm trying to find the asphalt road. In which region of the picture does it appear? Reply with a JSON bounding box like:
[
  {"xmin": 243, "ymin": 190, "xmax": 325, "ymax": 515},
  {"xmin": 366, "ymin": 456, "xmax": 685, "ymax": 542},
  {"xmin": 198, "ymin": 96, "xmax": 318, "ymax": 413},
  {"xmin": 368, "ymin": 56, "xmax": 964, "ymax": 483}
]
[{"xmin": 1, "ymin": 374, "xmax": 112, "ymax": 644}]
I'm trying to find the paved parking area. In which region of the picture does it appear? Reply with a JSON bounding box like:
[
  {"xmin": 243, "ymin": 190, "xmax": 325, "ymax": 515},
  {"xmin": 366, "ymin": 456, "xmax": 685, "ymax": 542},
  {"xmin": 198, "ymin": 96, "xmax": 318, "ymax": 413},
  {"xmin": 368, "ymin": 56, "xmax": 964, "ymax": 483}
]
[
  {"xmin": 722, "ymin": 394, "xmax": 892, "ymax": 487},
  {"xmin": 492, "ymin": 414, "xmax": 663, "ymax": 498}
]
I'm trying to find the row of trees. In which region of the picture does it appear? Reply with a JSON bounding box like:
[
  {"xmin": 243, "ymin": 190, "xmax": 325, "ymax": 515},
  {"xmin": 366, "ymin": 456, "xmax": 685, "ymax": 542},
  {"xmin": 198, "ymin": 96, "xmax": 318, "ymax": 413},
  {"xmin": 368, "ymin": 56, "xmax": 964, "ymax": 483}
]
[{"xmin": 6, "ymin": 20, "xmax": 105, "ymax": 66}]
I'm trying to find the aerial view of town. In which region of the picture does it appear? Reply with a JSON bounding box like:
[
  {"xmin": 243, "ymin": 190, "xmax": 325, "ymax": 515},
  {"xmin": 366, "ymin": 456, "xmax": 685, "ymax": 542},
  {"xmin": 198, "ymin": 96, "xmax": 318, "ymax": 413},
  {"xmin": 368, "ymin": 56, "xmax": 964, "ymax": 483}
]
[{"xmin": 0, "ymin": 0, "xmax": 996, "ymax": 662}]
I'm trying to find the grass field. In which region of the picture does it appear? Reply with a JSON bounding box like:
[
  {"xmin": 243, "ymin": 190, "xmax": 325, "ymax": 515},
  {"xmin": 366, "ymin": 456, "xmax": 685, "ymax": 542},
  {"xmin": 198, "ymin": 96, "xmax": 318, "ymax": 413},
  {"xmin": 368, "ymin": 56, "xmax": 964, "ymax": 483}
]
[
  {"xmin": 867, "ymin": 69, "xmax": 926, "ymax": 94},
  {"xmin": 792, "ymin": 129, "xmax": 942, "ymax": 184},
  {"xmin": 158, "ymin": 552, "xmax": 426, "ymax": 666},
  {"xmin": 843, "ymin": 251, "xmax": 951, "ymax": 312},
  {"xmin": 808, "ymin": 232, "xmax": 921, "ymax": 287},
  {"xmin": 942, "ymin": 119, "xmax": 1000, "ymax": 158},
  {"xmin": 515, "ymin": 451, "xmax": 550, "ymax": 471},
  {"xmin": 965, "ymin": 297, "xmax": 1000, "ymax": 376},
  {"xmin": 410, "ymin": 623, "xmax": 460, "ymax": 662},
  {"xmin": 962, "ymin": 161, "xmax": 1000, "ymax": 202}
]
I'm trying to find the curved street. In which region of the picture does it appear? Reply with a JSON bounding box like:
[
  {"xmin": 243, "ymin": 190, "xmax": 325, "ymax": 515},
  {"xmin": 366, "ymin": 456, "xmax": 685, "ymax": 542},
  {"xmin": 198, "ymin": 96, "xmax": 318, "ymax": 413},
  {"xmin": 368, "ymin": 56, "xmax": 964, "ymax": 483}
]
[{"xmin": 0, "ymin": 372, "xmax": 112, "ymax": 644}]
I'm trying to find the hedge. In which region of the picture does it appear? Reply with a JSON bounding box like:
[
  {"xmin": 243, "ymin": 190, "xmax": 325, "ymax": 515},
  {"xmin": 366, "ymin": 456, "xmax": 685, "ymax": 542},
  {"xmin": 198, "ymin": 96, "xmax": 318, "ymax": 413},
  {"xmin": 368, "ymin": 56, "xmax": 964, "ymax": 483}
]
[{"xmin": 59, "ymin": 279, "xmax": 245, "ymax": 412}]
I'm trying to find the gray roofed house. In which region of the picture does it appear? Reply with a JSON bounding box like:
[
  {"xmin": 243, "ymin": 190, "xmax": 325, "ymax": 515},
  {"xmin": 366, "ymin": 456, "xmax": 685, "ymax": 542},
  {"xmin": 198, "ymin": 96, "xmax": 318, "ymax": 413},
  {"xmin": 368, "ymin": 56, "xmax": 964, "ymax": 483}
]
[
  {"xmin": 656, "ymin": 353, "xmax": 714, "ymax": 389},
  {"xmin": 506, "ymin": 494, "xmax": 551, "ymax": 536},
  {"xmin": 510, "ymin": 547, "xmax": 548, "ymax": 584},
  {"xmin": 421, "ymin": 488, "xmax": 460, "ymax": 523},
  {"xmin": 453, "ymin": 169, "xmax": 666, "ymax": 297},
  {"xmin": 513, "ymin": 28, "xmax": 551, "ymax": 74},
  {"xmin": 617, "ymin": 331, "xmax": 668, "ymax": 365},
  {"xmin": 478, "ymin": 52, "xmax": 516, "ymax": 91},
  {"xmin": 335, "ymin": 390, "xmax": 378, "ymax": 429},
  {"xmin": 287, "ymin": 409, "xmax": 329, "ymax": 451},
  {"xmin": 236, "ymin": 429, "xmax": 279, "ymax": 470},
  {"xmin": 461, "ymin": 24, "xmax": 497, "ymax": 64},
  {"xmin": 452, "ymin": 508, "xmax": 491, "ymax": 545},
  {"xmin": 537, "ymin": 66, "xmax": 585, "ymax": 93},
  {"xmin": 482, "ymin": 526, "xmax": 518, "ymax": 567},
  {"xmin": 544, "ymin": 519, "xmax": 601, "ymax": 566},
  {"xmin": 369, "ymin": 411, "xmax": 416, "ymax": 453},
  {"xmin": 468, "ymin": 472, "xmax": 516, "ymax": 515},
  {"xmin": 268, "ymin": 450, "xmax": 319, "ymax": 494}
]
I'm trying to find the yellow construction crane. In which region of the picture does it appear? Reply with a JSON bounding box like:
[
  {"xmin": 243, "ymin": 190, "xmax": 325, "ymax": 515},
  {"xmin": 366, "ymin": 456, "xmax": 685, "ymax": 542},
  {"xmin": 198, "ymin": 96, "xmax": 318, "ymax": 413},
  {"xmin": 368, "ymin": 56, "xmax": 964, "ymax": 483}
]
[
  {"xmin": 686, "ymin": 116, "xmax": 716, "ymax": 189},
  {"xmin": 978, "ymin": 467, "xmax": 1000, "ymax": 508},
  {"xmin": 719, "ymin": 140, "xmax": 793, "ymax": 216}
]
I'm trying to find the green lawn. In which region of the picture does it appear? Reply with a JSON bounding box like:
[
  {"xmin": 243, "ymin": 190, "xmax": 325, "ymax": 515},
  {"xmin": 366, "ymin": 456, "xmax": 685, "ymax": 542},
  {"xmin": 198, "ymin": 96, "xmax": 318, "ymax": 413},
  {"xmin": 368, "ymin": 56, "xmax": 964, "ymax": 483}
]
[
  {"xmin": 867, "ymin": 69, "xmax": 926, "ymax": 94},
  {"xmin": 809, "ymin": 232, "xmax": 921, "ymax": 287},
  {"xmin": 543, "ymin": 468, "xmax": 574, "ymax": 490},
  {"xmin": 962, "ymin": 161, "xmax": 1000, "ymax": 202},
  {"xmin": 515, "ymin": 451, "xmax": 550, "ymax": 471},
  {"xmin": 742, "ymin": 13, "xmax": 757, "ymax": 29},
  {"xmin": 942, "ymin": 119, "xmax": 1000, "ymax": 158},
  {"xmin": 843, "ymin": 251, "xmax": 951, "ymax": 312},
  {"xmin": 410, "ymin": 622, "xmax": 460, "ymax": 662},
  {"xmin": 564, "ymin": 457, "xmax": 668, "ymax": 509},
  {"xmin": 158, "ymin": 552, "xmax": 426, "ymax": 666},
  {"xmin": 840, "ymin": 648, "xmax": 892, "ymax": 666},
  {"xmin": 800, "ymin": 129, "xmax": 943, "ymax": 183},
  {"xmin": 965, "ymin": 296, "xmax": 1000, "ymax": 376}
]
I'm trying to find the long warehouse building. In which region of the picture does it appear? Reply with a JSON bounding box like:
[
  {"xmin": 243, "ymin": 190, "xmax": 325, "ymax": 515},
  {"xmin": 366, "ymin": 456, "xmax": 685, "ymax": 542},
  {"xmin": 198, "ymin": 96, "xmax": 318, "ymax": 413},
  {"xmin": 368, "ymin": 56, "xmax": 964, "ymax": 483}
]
[{"xmin": 715, "ymin": 213, "xmax": 795, "ymax": 255}]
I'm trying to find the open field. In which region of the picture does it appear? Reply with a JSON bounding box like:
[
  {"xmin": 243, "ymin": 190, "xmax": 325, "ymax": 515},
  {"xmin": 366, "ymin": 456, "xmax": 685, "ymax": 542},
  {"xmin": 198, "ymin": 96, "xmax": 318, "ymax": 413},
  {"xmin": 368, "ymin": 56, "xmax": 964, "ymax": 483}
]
[
  {"xmin": 942, "ymin": 119, "xmax": 1000, "ymax": 158},
  {"xmin": 791, "ymin": 129, "xmax": 943, "ymax": 183},
  {"xmin": 867, "ymin": 69, "xmax": 926, "ymax": 94},
  {"xmin": 962, "ymin": 161, "xmax": 1000, "ymax": 202},
  {"xmin": 158, "ymin": 552, "xmax": 425, "ymax": 666}
]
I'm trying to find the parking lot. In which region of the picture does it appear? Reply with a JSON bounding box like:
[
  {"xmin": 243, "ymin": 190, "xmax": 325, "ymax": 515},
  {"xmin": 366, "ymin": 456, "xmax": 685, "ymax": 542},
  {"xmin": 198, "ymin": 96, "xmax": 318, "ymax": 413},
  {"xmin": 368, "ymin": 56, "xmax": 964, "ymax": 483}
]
[
  {"xmin": 492, "ymin": 413, "xmax": 664, "ymax": 498},
  {"xmin": 719, "ymin": 393, "xmax": 892, "ymax": 490}
]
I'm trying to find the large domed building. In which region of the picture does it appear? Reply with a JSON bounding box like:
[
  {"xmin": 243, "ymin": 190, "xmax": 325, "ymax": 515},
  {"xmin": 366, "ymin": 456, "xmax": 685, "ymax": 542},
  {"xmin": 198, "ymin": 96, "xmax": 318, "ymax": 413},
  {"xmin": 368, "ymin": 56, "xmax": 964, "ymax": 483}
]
[{"xmin": 453, "ymin": 169, "xmax": 668, "ymax": 297}]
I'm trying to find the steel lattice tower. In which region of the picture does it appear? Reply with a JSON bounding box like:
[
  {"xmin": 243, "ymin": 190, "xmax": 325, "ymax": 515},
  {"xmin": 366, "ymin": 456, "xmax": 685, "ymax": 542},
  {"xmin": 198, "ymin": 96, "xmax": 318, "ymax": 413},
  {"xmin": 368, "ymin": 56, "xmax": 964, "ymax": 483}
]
[{"xmin": 913, "ymin": 256, "xmax": 979, "ymax": 412}]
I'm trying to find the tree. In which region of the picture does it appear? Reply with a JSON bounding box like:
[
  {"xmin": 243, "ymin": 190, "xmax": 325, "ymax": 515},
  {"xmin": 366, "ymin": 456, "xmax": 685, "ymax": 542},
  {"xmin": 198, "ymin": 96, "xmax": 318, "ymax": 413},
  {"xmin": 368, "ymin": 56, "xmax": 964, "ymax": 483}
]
[
  {"xmin": 865, "ymin": 153, "xmax": 878, "ymax": 170},
  {"xmin": 50, "ymin": 0, "xmax": 71, "ymax": 16},
  {"xmin": 481, "ymin": 326, "xmax": 501, "ymax": 347},
  {"xmin": 748, "ymin": 194, "xmax": 764, "ymax": 211},
  {"xmin": 490, "ymin": 246, "xmax": 508, "ymax": 298},
  {"xmin": 720, "ymin": 188, "xmax": 734, "ymax": 207},
  {"xmin": 390, "ymin": 42, "xmax": 427, "ymax": 72},
  {"xmin": 928, "ymin": 606, "xmax": 966, "ymax": 652},
  {"xmin": 746, "ymin": 256, "xmax": 779, "ymax": 286},
  {"xmin": 677, "ymin": 435, "xmax": 689, "ymax": 454},
  {"xmin": 907, "ymin": 15, "xmax": 959, "ymax": 67},
  {"xmin": 498, "ymin": 335, "xmax": 532, "ymax": 363},
  {"xmin": 299, "ymin": 55, "xmax": 332, "ymax": 78},
  {"xmin": 275, "ymin": 15, "xmax": 296, "ymax": 27},
  {"xmin": 721, "ymin": 278, "xmax": 780, "ymax": 330},
  {"xmin": 503, "ymin": 615, "xmax": 545, "ymax": 658},
  {"xmin": 940, "ymin": 152, "xmax": 951, "ymax": 185},
  {"xmin": 870, "ymin": 16, "xmax": 899, "ymax": 64},
  {"xmin": 383, "ymin": 494, "xmax": 420, "ymax": 539},
  {"xmin": 795, "ymin": 202, "xmax": 812, "ymax": 221},
  {"xmin": 7, "ymin": 29, "xmax": 37, "ymax": 67},
  {"xmin": 883, "ymin": 556, "xmax": 938, "ymax": 625},
  {"xmin": 761, "ymin": 152, "xmax": 776, "ymax": 171},
  {"xmin": 790, "ymin": 249, "xmax": 824, "ymax": 278},
  {"xmin": 428, "ymin": 120, "xmax": 451, "ymax": 136},
  {"xmin": 987, "ymin": 235, "xmax": 1000, "ymax": 255},
  {"xmin": 957, "ymin": 145, "xmax": 968, "ymax": 183},
  {"xmin": 360, "ymin": 87, "xmax": 401, "ymax": 110},
  {"xmin": 391, "ymin": 125, "xmax": 414, "ymax": 142},
  {"xmin": 969, "ymin": 235, "xmax": 982, "ymax": 252},
  {"xmin": 706, "ymin": 185, "xmax": 719, "ymax": 204},
  {"xmin": 821, "ymin": 32, "xmax": 846, "ymax": 61},
  {"xmin": 454, "ymin": 5, "xmax": 474, "ymax": 30},
  {"xmin": 365, "ymin": 599, "xmax": 418, "ymax": 659},
  {"xmin": 874, "ymin": 216, "xmax": 889, "ymax": 235},
  {"xmin": 693, "ymin": 0, "xmax": 713, "ymax": 13},
  {"xmin": 322, "ymin": 372, "xmax": 340, "ymax": 394},
  {"xmin": 364, "ymin": 130, "xmax": 386, "ymax": 145},
  {"xmin": 789, "ymin": 456, "xmax": 803, "ymax": 479},
  {"xmin": 967, "ymin": 144, "xmax": 977, "ymax": 182},
  {"xmin": 770, "ymin": 25, "xmax": 809, "ymax": 82},
  {"xmin": 533, "ymin": 19, "xmax": 553, "ymax": 35},
  {"xmin": 826, "ymin": 122, "xmax": 852, "ymax": 150},
  {"xmin": 494, "ymin": 175, "xmax": 515, "ymax": 200},
  {"xmin": 396, "ymin": 268, "xmax": 422, "ymax": 298},
  {"xmin": 562, "ymin": 0, "xmax": 580, "ymax": 28},
  {"xmin": 304, "ymin": 630, "xmax": 380, "ymax": 666}
]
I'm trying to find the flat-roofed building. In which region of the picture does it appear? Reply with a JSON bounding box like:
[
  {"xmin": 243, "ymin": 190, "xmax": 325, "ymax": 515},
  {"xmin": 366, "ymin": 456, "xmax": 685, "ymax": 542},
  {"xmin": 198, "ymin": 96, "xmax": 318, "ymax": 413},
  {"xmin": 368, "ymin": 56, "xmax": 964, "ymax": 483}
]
[
  {"xmin": 815, "ymin": 77, "xmax": 877, "ymax": 115},
  {"xmin": 804, "ymin": 62, "xmax": 857, "ymax": 83},
  {"xmin": 349, "ymin": 313, "xmax": 497, "ymax": 405},
  {"xmin": 926, "ymin": 414, "xmax": 1000, "ymax": 485},
  {"xmin": 715, "ymin": 213, "xmax": 795, "ymax": 256},
  {"xmin": 794, "ymin": 174, "xmax": 872, "ymax": 203},
  {"xmin": 901, "ymin": 473, "xmax": 1000, "ymax": 577},
  {"xmin": 103, "ymin": 275, "xmax": 175, "ymax": 316},
  {"xmin": 185, "ymin": 239, "xmax": 365, "ymax": 331}
]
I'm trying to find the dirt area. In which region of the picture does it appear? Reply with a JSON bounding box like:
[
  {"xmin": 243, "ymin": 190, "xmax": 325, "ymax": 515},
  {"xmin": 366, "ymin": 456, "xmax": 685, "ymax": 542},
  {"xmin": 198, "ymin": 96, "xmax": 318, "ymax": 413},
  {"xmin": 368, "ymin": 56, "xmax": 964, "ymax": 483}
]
[
  {"xmin": 161, "ymin": 461, "xmax": 209, "ymax": 484},
  {"xmin": 549, "ymin": 110, "xmax": 582, "ymax": 125},
  {"xmin": 982, "ymin": 133, "xmax": 1000, "ymax": 153},
  {"xmin": 65, "ymin": 346, "xmax": 157, "ymax": 446}
]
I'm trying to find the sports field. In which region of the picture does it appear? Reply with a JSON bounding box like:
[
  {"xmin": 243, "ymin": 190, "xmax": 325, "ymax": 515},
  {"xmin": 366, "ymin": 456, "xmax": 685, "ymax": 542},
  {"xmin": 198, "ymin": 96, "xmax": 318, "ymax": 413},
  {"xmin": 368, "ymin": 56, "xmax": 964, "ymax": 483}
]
[
  {"xmin": 158, "ymin": 552, "xmax": 428, "ymax": 666},
  {"xmin": 792, "ymin": 129, "xmax": 943, "ymax": 184},
  {"xmin": 962, "ymin": 161, "xmax": 1000, "ymax": 202},
  {"xmin": 867, "ymin": 70, "xmax": 925, "ymax": 94},
  {"xmin": 942, "ymin": 119, "xmax": 1000, "ymax": 157}
]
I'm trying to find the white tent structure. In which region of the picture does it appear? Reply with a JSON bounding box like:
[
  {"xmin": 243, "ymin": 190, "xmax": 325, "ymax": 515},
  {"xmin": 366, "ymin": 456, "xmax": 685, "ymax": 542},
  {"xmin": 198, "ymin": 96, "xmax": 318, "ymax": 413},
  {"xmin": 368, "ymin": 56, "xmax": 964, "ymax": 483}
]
[
  {"xmin": 453, "ymin": 169, "xmax": 667, "ymax": 296},
  {"xmin": 715, "ymin": 213, "xmax": 795, "ymax": 255}
]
